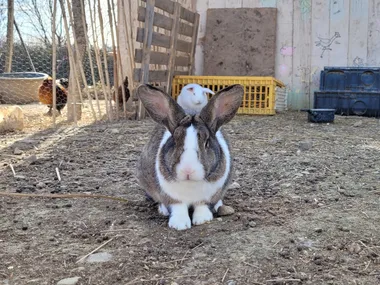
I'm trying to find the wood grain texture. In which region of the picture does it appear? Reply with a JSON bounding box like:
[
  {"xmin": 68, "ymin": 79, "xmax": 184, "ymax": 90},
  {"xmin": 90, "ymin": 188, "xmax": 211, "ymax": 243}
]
[
  {"xmin": 328, "ymin": 0, "xmax": 350, "ymax": 66},
  {"xmin": 133, "ymin": 69, "xmax": 188, "ymax": 82},
  {"xmin": 348, "ymin": 0, "xmax": 369, "ymax": 65},
  {"xmin": 136, "ymin": 27, "xmax": 192, "ymax": 53},
  {"xmin": 275, "ymin": 0, "xmax": 293, "ymax": 88},
  {"xmin": 138, "ymin": 6, "xmax": 194, "ymax": 37},
  {"xmin": 367, "ymin": 0, "xmax": 380, "ymax": 65},
  {"xmin": 310, "ymin": 0, "xmax": 330, "ymax": 103},
  {"xmin": 291, "ymin": 0, "xmax": 312, "ymax": 109}
]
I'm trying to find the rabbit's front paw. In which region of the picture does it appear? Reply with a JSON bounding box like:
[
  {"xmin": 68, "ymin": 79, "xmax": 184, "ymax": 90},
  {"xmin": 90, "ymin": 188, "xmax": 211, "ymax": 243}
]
[
  {"xmin": 192, "ymin": 204, "xmax": 213, "ymax": 225},
  {"xmin": 168, "ymin": 204, "xmax": 191, "ymax": 230}
]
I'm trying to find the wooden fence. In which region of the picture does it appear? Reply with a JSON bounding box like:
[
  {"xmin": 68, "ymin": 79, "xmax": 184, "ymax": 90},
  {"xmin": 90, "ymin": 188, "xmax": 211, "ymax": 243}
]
[{"xmin": 133, "ymin": 0, "xmax": 200, "ymax": 119}]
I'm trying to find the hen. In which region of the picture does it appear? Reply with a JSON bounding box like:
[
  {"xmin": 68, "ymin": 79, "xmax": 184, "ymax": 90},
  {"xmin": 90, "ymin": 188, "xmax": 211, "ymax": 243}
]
[{"xmin": 38, "ymin": 76, "xmax": 68, "ymax": 116}]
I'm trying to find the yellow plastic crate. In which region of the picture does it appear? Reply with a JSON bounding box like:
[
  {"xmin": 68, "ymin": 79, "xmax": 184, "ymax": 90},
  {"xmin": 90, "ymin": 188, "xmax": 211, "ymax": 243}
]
[{"xmin": 171, "ymin": 76, "xmax": 286, "ymax": 115}]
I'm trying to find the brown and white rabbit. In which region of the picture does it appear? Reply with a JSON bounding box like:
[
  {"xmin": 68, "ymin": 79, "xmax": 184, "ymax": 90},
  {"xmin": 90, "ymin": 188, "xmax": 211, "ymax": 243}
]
[{"xmin": 136, "ymin": 84, "xmax": 243, "ymax": 230}]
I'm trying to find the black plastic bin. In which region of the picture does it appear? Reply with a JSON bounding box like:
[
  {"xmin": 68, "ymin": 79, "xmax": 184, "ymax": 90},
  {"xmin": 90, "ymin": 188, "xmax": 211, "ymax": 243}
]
[
  {"xmin": 319, "ymin": 66, "xmax": 380, "ymax": 92},
  {"xmin": 314, "ymin": 91, "xmax": 380, "ymax": 117}
]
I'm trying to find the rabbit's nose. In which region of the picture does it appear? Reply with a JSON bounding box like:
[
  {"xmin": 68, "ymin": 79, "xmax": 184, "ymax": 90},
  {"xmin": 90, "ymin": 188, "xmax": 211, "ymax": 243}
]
[
  {"xmin": 195, "ymin": 101, "xmax": 201, "ymax": 105},
  {"xmin": 181, "ymin": 168, "xmax": 195, "ymax": 180}
]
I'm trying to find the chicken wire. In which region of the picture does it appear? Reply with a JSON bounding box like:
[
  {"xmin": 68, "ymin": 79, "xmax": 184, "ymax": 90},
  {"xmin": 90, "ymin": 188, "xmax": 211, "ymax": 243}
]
[{"xmin": 0, "ymin": 0, "xmax": 134, "ymax": 131}]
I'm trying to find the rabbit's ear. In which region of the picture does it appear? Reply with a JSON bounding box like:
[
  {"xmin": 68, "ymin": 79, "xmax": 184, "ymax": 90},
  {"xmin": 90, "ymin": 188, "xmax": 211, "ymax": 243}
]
[
  {"xmin": 200, "ymin": 84, "xmax": 243, "ymax": 133},
  {"xmin": 202, "ymin": 87, "xmax": 215, "ymax": 95},
  {"xmin": 136, "ymin": 84, "xmax": 186, "ymax": 133}
]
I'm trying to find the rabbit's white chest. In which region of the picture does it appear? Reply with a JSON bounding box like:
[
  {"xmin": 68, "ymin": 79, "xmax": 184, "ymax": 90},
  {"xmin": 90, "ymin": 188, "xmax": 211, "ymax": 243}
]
[{"xmin": 159, "ymin": 180, "xmax": 222, "ymax": 205}]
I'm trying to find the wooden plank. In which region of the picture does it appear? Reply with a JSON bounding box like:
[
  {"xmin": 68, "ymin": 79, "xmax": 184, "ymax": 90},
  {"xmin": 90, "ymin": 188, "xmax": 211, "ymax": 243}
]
[
  {"xmin": 166, "ymin": 2, "xmax": 181, "ymax": 94},
  {"xmin": 135, "ymin": 49, "xmax": 169, "ymax": 65},
  {"xmin": 188, "ymin": 12, "xmax": 199, "ymax": 74},
  {"xmin": 209, "ymin": 0, "xmax": 226, "ymax": 8},
  {"xmin": 135, "ymin": 49, "xmax": 189, "ymax": 66},
  {"xmin": 133, "ymin": 69, "xmax": 188, "ymax": 82},
  {"xmin": 367, "ymin": 0, "xmax": 380, "ymax": 66},
  {"xmin": 291, "ymin": 0, "xmax": 312, "ymax": 109},
  {"xmin": 138, "ymin": 6, "xmax": 194, "ymax": 37},
  {"xmin": 180, "ymin": 6, "xmax": 196, "ymax": 23},
  {"xmin": 242, "ymin": 0, "xmax": 261, "ymax": 8},
  {"xmin": 225, "ymin": 0, "xmax": 242, "ymax": 8},
  {"xmin": 142, "ymin": 0, "xmax": 174, "ymax": 14},
  {"xmin": 141, "ymin": 0, "xmax": 197, "ymax": 23},
  {"xmin": 348, "ymin": 0, "xmax": 369, "ymax": 66},
  {"xmin": 136, "ymin": 27, "xmax": 192, "ymax": 53},
  {"xmin": 328, "ymin": 0, "xmax": 349, "ymax": 66},
  {"xmin": 193, "ymin": 0, "xmax": 209, "ymax": 75},
  {"xmin": 259, "ymin": 0, "xmax": 277, "ymax": 7},
  {"xmin": 138, "ymin": 0, "xmax": 155, "ymax": 119},
  {"xmin": 309, "ymin": 0, "xmax": 330, "ymax": 106},
  {"xmin": 274, "ymin": 0, "xmax": 293, "ymax": 92}
]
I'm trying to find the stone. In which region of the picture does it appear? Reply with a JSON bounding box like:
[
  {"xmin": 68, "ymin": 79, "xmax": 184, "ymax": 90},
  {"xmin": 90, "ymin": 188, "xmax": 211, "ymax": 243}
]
[
  {"xmin": 0, "ymin": 106, "xmax": 24, "ymax": 132},
  {"xmin": 110, "ymin": 128, "xmax": 120, "ymax": 134},
  {"xmin": 217, "ymin": 205, "xmax": 235, "ymax": 216},
  {"xmin": 353, "ymin": 120, "xmax": 363, "ymax": 127},
  {"xmin": 36, "ymin": 182, "xmax": 46, "ymax": 189},
  {"xmin": 347, "ymin": 242, "xmax": 361, "ymax": 254},
  {"xmin": 86, "ymin": 252, "xmax": 113, "ymax": 263},
  {"xmin": 228, "ymin": 182, "xmax": 241, "ymax": 190},
  {"xmin": 25, "ymin": 155, "xmax": 38, "ymax": 164},
  {"xmin": 298, "ymin": 140, "xmax": 313, "ymax": 151},
  {"xmin": 57, "ymin": 277, "xmax": 80, "ymax": 285},
  {"xmin": 13, "ymin": 148, "xmax": 23, "ymax": 155}
]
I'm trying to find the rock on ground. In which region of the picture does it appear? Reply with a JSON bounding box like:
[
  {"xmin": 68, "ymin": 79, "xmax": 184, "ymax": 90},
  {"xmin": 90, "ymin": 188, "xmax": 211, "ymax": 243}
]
[
  {"xmin": 57, "ymin": 277, "xmax": 80, "ymax": 285},
  {"xmin": 0, "ymin": 105, "xmax": 24, "ymax": 132}
]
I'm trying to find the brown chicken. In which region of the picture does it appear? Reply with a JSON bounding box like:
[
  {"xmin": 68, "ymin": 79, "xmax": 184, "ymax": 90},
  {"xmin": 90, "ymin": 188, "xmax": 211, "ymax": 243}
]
[
  {"xmin": 112, "ymin": 76, "xmax": 131, "ymax": 109},
  {"xmin": 38, "ymin": 76, "xmax": 68, "ymax": 116}
]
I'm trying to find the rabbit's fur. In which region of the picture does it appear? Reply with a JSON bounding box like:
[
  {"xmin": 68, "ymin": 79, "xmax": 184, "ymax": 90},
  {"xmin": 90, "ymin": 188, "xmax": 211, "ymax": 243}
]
[{"xmin": 136, "ymin": 84, "xmax": 243, "ymax": 230}]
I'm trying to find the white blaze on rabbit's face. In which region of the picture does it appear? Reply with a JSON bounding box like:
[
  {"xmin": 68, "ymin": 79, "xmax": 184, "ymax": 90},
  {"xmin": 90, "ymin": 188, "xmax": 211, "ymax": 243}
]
[{"xmin": 176, "ymin": 125, "xmax": 205, "ymax": 181}]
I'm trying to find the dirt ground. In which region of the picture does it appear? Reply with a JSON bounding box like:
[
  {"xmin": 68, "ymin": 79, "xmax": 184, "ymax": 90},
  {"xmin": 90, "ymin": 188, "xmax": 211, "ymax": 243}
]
[{"xmin": 1, "ymin": 111, "xmax": 380, "ymax": 285}]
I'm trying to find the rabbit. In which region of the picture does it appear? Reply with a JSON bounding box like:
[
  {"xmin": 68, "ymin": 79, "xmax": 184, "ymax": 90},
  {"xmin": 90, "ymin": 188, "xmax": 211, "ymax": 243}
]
[
  {"xmin": 176, "ymin": 83, "xmax": 215, "ymax": 115},
  {"xmin": 136, "ymin": 83, "xmax": 243, "ymax": 230}
]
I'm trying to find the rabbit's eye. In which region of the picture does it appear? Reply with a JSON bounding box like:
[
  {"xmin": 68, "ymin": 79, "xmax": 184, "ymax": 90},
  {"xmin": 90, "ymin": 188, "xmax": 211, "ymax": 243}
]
[{"xmin": 204, "ymin": 139, "xmax": 210, "ymax": 148}]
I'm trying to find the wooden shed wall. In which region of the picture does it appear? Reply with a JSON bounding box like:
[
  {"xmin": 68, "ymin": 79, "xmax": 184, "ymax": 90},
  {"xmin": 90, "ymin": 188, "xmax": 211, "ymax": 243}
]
[{"xmin": 194, "ymin": 0, "xmax": 380, "ymax": 109}]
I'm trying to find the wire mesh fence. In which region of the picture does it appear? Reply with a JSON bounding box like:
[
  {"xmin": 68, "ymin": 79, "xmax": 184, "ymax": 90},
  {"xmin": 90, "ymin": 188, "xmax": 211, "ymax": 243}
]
[{"xmin": 0, "ymin": 0, "xmax": 137, "ymax": 132}]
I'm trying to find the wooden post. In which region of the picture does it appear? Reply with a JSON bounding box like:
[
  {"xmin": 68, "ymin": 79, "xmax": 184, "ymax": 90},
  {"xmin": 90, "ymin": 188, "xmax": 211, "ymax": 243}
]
[
  {"xmin": 88, "ymin": 0, "xmax": 109, "ymax": 120},
  {"xmin": 137, "ymin": 0, "xmax": 155, "ymax": 120},
  {"xmin": 97, "ymin": 0, "xmax": 113, "ymax": 121},
  {"xmin": 5, "ymin": 0, "xmax": 14, "ymax": 72},
  {"xmin": 82, "ymin": 0, "xmax": 102, "ymax": 118},
  {"xmin": 188, "ymin": 13, "xmax": 200, "ymax": 75},
  {"xmin": 107, "ymin": 0, "xmax": 119, "ymax": 118},
  {"xmin": 112, "ymin": 0, "xmax": 128, "ymax": 117},
  {"xmin": 165, "ymin": 2, "xmax": 180, "ymax": 95},
  {"xmin": 59, "ymin": 0, "xmax": 79, "ymax": 124},
  {"xmin": 52, "ymin": 0, "xmax": 57, "ymax": 126}
]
